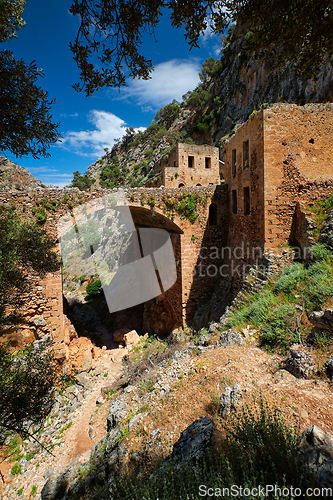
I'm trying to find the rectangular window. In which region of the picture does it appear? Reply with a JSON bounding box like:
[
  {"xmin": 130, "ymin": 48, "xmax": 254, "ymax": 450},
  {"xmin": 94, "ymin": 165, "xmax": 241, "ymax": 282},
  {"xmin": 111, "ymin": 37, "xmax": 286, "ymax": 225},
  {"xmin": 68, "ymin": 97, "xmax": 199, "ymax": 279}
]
[
  {"xmin": 188, "ymin": 156, "xmax": 194, "ymax": 168},
  {"xmin": 232, "ymin": 190, "xmax": 237, "ymax": 214},
  {"xmin": 205, "ymin": 157, "xmax": 211, "ymax": 169},
  {"xmin": 244, "ymin": 186, "xmax": 250, "ymax": 215},
  {"xmin": 232, "ymin": 149, "xmax": 236, "ymax": 178},
  {"xmin": 243, "ymin": 140, "xmax": 249, "ymax": 170}
]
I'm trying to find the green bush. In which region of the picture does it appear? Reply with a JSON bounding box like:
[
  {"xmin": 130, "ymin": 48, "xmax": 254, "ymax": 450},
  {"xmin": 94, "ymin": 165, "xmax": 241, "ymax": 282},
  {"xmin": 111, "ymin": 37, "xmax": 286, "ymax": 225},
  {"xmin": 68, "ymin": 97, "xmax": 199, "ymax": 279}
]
[
  {"xmin": 35, "ymin": 209, "xmax": 47, "ymax": 223},
  {"xmin": 192, "ymin": 114, "xmax": 211, "ymax": 134},
  {"xmin": 303, "ymin": 261, "xmax": 333, "ymax": 310},
  {"xmin": 88, "ymin": 398, "xmax": 307, "ymax": 500},
  {"xmin": 307, "ymin": 242, "xmax": 332, "ymax": 262},
  {"xmin": 0, "ymin": 339, "xmax": 55, "ymax": 442},
  {"xmin": 273, "ymin": 262, "xmax": 305, "ymax": 294},
  {"xmin": 260, "ymin": 303, "xmax": 298, "ymax": 352},
  {"xmin": 226, "ymin": 290, "xmax": 276, "ymax": 328},
  {"xmin": 86, "ymin": 279, "xmax": 102, "ymax": 297},
  {"xmin": 70, "ymin": 171, "xmax": 95, "ymax": 191}
]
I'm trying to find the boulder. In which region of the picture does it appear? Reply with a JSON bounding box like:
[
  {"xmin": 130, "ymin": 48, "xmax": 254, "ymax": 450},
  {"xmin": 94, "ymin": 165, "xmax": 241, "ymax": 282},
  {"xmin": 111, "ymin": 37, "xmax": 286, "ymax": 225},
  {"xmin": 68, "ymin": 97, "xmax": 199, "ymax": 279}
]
[
  {"xmin": 309, "ymin": 309, "xmax": 333, "ymax": 333},
  {"xmin": 107, "ymin": 400, "xmax": 127, "ymax": 430},
  {"xmin": 123, "ymin": 330, "xmax": 140, "ymax": 348},
  {"xmin": 218, "ymin": 383, "xmax": 243, "ymax": 418},
  {"xmin": 299, "ymin": 425, "xmax": 333, "ymax": 488},
  {"xmin": 69, "ymin": 337, "xmax": 93, "ymax": 373},
  {"xmin": 218, "ymin": 329, "xmax": 243, "ymax": 347},
  {"xmin": 169, "ymin": 416, "xmax": 216, "ymax": 465},
  {"xmin": 280, "ymin": 344, "xmax": 315, "ymax": 378}
]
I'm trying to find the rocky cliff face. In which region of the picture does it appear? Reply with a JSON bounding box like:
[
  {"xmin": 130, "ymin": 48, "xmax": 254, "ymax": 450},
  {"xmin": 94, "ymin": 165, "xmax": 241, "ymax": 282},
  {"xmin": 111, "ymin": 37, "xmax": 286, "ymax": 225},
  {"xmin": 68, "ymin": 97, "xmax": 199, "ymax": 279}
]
[
  {"xmin": 0, "ymin": 156, "xmax": 43, "ymax": 191},
  {"xmin": 84, "ymin": 23, "xmax": 333, "ymax": 189},
  {"xmin": 208, "ymin": 23, "xmax": 333, "ymax": 145}
]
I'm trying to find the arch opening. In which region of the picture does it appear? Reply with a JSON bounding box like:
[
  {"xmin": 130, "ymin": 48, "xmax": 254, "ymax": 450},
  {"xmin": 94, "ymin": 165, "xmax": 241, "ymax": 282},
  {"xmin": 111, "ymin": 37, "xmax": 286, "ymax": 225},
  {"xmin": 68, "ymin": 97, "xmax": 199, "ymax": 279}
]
[
  {"xmin": 62, "ymin": 204, "xmax": 184, "ymax": 347},
  {"xmin": 209, "ymin": 202, "xmax": 218, "ymax": 226}
]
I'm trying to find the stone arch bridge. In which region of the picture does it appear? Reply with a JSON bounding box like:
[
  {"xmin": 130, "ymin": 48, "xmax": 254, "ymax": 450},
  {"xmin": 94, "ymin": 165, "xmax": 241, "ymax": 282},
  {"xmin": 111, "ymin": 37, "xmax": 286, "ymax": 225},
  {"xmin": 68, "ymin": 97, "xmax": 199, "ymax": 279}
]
[{"xmin": 0, "ymin": 185, "xmax": 228, "ymax": 361}]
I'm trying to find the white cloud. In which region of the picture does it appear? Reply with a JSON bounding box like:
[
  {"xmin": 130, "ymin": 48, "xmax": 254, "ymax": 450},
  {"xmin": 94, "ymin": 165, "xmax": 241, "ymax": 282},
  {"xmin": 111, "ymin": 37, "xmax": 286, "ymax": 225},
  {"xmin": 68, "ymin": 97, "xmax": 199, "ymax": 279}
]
[
  {"xmin": 27, "ymin": 166, "xmax": 59, "ymax": 173},
  {"xmin": 59, "ymin": 110, "xmax": 145, "ymax": 158},
  {"xmin": 40, "ymin": 173, "xmax": 73, "ymax": 189},
  {"xmin": 120, "ymin": 59, "xmax": 201, "ymax": 109},
  {"xmin": 25, "ymin": 168, "xmax": 73, "ymax": 188}
]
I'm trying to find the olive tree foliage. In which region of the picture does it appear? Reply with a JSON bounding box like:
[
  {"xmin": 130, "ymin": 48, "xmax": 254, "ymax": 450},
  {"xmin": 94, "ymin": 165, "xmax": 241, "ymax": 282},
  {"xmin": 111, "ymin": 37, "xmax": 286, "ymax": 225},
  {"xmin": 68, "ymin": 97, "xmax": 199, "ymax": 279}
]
[
  {"xmin": 0, "ymin": 339, "xmax": 55, "ymax": 442},
  {"xmin": 0, "ymin": 0, "xmax": 60, "ymax": 158},
  {"xmin": 69, "ymin": 0, "xmax": 333, "ymax": 95},
  {"xmin": 69, "ymin": 0, "xmax": 229, "ymax": 95},
  {"xmin": 0, "ymin": 0, "xmax": 25, "ymax": 42},
  {"xmin": 0, "ymin": 206, "xmax": 60, "ymax": 336},
  {"xmin": 0, "ymin": 206, "xmax": 60, "ymax": 441}
]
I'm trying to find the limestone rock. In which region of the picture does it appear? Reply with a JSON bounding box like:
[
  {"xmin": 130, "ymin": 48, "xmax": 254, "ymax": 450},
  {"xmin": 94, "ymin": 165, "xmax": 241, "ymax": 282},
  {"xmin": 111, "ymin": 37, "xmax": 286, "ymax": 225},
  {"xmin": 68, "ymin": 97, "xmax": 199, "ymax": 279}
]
[
  {"xmin": 196, "ymin": 333, "xmax": 211, "ymax": 346},
  {"xmin": 69, "ymin": 337, "xmax": 93, "ymax": 373},
  {"xmin": 309, "ymin": 309, "xmax": 333, "ymax": 333},
  {"xmin": 107, "ymin": 400, "xmax": 127, "ymax": 430},
  {"xmin": 280, "ymin": 344, "xmax": 315, "ymax": 378},
  {"xmin": 218, "ymin": 329, "xmax": 243, "ymax": 347},
  {"xmin": 123, "ymin": 330, "xmax": 140, "ymax": 348},
  {"xmin": 299, "ymin": 425, "xmax": 333, "ymax": 488},
  {"xmin": 209, "ymin": 322, "xmax": 220, "ymax": 333},
  {"xmin": 169, "ymin": 416, "xmax": 216, "ymax": 465},
  {"xmin": 218, "ymin": 383, "xmax": 243, "ymax": 418},
  {"xmin": 30, "ymin": 315, "xmax": 47, "ymax": 327},
  {"xmin": 325, "ymin": 356, "xmax": 333, "ymax": 380},
  {"xmin": 75, "ymin": 372, "xmax": 92, "ymax": 390}
]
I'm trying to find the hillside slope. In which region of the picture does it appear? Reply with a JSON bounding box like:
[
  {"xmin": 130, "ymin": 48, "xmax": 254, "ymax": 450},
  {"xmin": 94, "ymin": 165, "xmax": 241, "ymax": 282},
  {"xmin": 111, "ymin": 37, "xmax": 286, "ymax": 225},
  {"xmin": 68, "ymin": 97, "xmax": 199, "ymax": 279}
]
[{"xmin": 0, "ymin": 156, "xmax": 43, "ymax": 192}]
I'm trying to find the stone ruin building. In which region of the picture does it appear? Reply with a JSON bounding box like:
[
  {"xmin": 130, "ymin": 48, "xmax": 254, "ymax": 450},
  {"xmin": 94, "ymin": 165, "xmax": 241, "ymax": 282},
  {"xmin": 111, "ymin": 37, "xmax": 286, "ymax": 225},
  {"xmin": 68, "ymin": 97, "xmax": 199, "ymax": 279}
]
[
  {"xmin": 223, "ymin": 102, "xmax": 333, "ymax": 253},
  {"xmin": 154, "ymin": 143, "xmax": 220, "ymax": 188}
]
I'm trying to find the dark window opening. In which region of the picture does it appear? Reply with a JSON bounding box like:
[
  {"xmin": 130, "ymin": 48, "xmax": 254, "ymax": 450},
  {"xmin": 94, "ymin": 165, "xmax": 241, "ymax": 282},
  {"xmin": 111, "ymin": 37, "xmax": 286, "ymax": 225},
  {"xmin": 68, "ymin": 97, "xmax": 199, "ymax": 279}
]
[
  {"xmin": 196, "ymin": 183, "xmax": 202, "ymax": 186},
  {"xmin": 209, "ymin": 203, "xmax": 218, "ymax": 225},
  {"xmin": 244, "ymin": 186, "xmax": 250, "ymax": 215},
  {"xmin": 243, "ymin": 140, "xmax": 249, "ymax": 170},
  {"xmin": 232, "ymin": 149, "xmax": 236, "ymax": 178},
  {"xmin": 205, "ymin": 157, "xmax": 211, "ymax": 169},
  {"xmin": 188, "ymin": 156, "xmax": 194, "ymax": 168},
  {"xmin": 232, "ymin": 190, "xmax": 237, "ymax": 214},
  {"xmin": 309, "ymin": 138, "xmax": 315, "ymax": 144},
  {"xmin": 174, "ymin": 161, "xmax": 178, "ymax": 167},
  {"xmin": 178, "ymin": 183, "xmax": 185, "ymax": 187}
]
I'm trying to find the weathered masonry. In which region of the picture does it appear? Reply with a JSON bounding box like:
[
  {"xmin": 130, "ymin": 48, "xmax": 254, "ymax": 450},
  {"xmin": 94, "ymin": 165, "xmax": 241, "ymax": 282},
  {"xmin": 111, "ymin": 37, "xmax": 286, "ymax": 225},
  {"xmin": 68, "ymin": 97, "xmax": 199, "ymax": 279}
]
[
  {"xmin": 0, "ymin": 186, "xmax": 226, "ymax": 360},
  {"xmin": 224, "ymin": 103, "xmax": 333, "ymax": 253},
  {"xmin": 155, "ymin": 143, "xmax": 220, "ymax": 188}
]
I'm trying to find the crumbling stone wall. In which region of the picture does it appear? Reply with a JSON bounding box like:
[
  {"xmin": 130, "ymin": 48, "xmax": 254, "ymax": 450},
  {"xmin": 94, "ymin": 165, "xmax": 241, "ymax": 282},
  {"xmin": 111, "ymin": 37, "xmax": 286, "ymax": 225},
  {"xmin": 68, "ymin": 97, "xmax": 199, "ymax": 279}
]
[
  {"xmin": 224, "ymin": 103, "xmax": 333, "ymax": 255},
  {"xmin": 263, "ymin": 103, "xmax": 333, "ymax": 247}
]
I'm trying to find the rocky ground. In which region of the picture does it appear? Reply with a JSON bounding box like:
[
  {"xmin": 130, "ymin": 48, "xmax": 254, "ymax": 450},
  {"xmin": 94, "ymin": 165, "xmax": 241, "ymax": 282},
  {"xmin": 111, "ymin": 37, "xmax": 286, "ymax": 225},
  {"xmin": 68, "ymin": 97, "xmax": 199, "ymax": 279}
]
[
  {"xmin": 1, "ymin": 326, "xmax": 333, "ymax": 499},
  {"xmin": 0, "ymin": 348, "xmax": 123, "ymax": 500}
]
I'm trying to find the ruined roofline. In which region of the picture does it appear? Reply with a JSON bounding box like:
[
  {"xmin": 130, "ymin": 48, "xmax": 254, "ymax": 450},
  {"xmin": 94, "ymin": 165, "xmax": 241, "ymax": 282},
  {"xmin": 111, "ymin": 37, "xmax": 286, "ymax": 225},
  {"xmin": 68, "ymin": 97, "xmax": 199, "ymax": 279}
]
[{"xmin": 224, "ymin": 102, "xmax": 333, "ymax": 147}]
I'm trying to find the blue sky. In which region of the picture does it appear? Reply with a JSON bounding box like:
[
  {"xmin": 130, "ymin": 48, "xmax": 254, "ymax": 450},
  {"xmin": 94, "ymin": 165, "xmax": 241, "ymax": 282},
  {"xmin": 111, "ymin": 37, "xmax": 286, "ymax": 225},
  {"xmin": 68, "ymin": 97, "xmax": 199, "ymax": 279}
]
[{"xmin": 3, "ymin": 0, "xmax": 222, "ymax": 187}]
